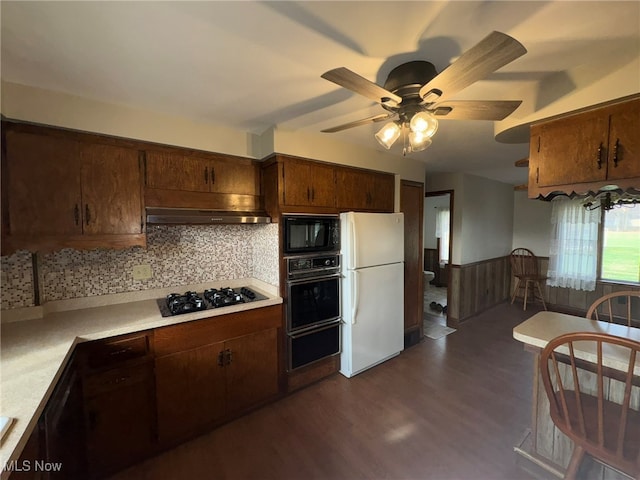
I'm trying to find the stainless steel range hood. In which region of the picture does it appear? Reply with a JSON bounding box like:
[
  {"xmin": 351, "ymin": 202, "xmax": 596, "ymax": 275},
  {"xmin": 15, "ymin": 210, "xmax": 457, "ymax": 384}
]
[{"xmin": 146, "ymin": 208, "xmax": 271, "ymax": 225}]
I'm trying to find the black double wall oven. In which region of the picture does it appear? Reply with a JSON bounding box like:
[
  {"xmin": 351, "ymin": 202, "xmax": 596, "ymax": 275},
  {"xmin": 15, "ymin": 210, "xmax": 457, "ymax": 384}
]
[{"xmin": 283, "ymin": 215, "xmax": 341, "ymax": 371}]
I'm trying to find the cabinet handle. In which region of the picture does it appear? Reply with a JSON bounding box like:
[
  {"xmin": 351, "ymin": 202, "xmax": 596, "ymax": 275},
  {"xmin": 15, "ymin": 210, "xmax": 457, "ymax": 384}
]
[
  {"xmin": 536, "ymin": 167, "xmax": 539, "ymax": 184},
  {"xmin": 311, "ymin": 188, "xmax": 315, "ymax": 201},
  {"xmin": 613, "ymin": 138, "xmax": 619, "ymax": 167},
  {"xmin": 217, "ymin": 350, "xmax": 225, "ymax": 367},
  {"xmin": 596, "ymin": 142, "xmax": 603, "ymax": 169},
  {"xmin": 307, "ymin": 187, "xmax": 310, "ymax": 202},
  {"xmin": 204, "ymin": 167, "xmax": 209, "ymax": 184},
  {"xmin": 109, "ymin": 347, "xmax": 133, "ymax": 357},
  {"xmin": 210, "ymin": 167, "xmax": 215, "ymax": 184},
  {"xmin": 113, "ymin": 376, "xmax": 130, "ymax": 385},
  {"xmin": 226, "ymin": 349, "xmax": 233, "ymax": 365},
  {"xmin": 74, "ymin": 204, "xmax": 80, "ymax": 226},
  {"xmin": 85, "ymin": 204, "xmax": 91, "ymax": 225}
]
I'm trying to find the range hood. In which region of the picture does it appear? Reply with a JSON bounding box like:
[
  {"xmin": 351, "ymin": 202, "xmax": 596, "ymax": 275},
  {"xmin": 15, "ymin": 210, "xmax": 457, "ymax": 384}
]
[{"xmin": 146, "ymin": 207, "xmax": 271, "ymax": 225}]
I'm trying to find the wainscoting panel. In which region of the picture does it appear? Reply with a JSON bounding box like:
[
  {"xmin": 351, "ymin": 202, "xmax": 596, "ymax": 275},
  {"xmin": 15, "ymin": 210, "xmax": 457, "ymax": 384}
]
[
  {"xmin": 538, "ymin": 257, "xmax": 640, "ymax": 316},
  {"xmin": 449, "ymin": 256, "xmax": 511, "ymax": 325}
]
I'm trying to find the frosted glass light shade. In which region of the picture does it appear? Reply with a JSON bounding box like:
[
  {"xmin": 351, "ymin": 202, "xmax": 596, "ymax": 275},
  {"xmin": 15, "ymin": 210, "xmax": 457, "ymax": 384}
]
[
  {"xmin": 409, "ymin": 112, "xmax": 438, "ymax": 137},
  {"xmin": 375, "ymin": 122, "xmax": 401, "ymax": 149},
  {"xmin": 408, "ymin": 131, "xmax": 432, "ymax": 152}
]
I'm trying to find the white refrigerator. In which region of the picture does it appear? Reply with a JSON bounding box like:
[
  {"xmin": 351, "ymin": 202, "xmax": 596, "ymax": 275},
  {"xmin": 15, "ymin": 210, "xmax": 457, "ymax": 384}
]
[{"xmin": 339, "ymin": 211, "xmax": 405, "ymax": 378}]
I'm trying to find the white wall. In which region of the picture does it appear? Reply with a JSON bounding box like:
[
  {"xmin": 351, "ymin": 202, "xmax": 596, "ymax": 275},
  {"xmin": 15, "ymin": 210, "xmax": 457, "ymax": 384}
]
[
  {"xmin": 459, "ymin": 175, "xmax": 514, "ymax": 264},
  {"xmin": 1, "ymin": 82, "xmax": 426, "ymax": 183},
  {"xmin": 426, "ymin": 173, "xmax": 514, "ymax": 265},
  {"xmin": 512, "ymin": 191, "xmax": 552, "ymax": 257}
]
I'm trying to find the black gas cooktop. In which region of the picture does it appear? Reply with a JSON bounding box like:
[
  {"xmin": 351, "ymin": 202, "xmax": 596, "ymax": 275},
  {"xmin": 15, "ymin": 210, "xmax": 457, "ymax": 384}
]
[{"xmin": 157, "ymin": 286, "xmax": 267, "ymax": 317}]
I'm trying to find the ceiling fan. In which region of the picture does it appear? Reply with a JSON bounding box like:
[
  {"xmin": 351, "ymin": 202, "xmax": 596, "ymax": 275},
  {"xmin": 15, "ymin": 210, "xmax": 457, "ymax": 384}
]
[{"xmin": 320, "ymin": 31, "xmax": 527, "ymax": 154}]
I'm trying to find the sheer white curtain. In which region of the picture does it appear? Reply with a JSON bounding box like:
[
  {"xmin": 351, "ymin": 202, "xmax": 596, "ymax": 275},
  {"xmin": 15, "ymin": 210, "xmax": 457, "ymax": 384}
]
[
  {"xmin": 435, "ymin": 207, "xmax": 450, "ymax": 264},
  {"xmin": 547, "ymin": 197, "xmax": 600, "ymax": 291}
]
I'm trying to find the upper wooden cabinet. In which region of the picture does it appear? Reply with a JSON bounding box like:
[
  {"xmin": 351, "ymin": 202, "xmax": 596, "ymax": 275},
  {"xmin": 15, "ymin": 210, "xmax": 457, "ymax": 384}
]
[
  {"xmin": 335, "ymin": 167, "xmax": 394, "ymax": 212},
  {"xmin": 2, "ymin": 126, "xmax": 145, "ymax": 254},
  {"xmin": 279, "ymin": 157, "xmax": 336, "ymax": 208},
  {"xmin": 528, "ymin": 97, "xmax": 640, "ymax": 198},
  {"xmin": 143, "ymin": 149, "xmax": 262, "ymax": 211},
  {"xmin": 262, "ymin": 154, "xmax": 395, "ymax": 217}
]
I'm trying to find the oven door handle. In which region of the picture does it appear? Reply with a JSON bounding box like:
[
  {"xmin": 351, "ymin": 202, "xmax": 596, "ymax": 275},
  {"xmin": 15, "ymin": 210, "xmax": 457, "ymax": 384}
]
[
  {"xmin": 286, "ymin": 272, "xmax": 342, "ymax": 285},
  {"xmin": 288, "ymin": 319, "xmax": 342, "ymax": 339}
]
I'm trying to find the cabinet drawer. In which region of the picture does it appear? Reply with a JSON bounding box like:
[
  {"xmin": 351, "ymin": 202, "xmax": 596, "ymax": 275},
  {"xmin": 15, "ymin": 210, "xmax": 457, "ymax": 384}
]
[
  {"xmin": 83, "ymin": 362, "xmax": 152, "ymax": 398},
  {"xmin": 79, "ymin": 333, "xmax": 151, "ymax": 371},
  {"xmin": 154, "ymin": 305, "xmax": 282, "ymax": 357}
]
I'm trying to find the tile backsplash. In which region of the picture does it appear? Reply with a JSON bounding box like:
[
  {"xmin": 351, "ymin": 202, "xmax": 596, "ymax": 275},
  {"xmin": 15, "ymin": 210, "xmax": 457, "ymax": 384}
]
[{"xmin": 1, "ymin": 223, "xmax": 279, "ymax": 310}]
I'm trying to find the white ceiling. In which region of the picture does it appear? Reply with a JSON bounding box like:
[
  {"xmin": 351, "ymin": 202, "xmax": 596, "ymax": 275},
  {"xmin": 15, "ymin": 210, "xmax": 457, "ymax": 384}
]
[{"xmin": 2, "ymin": 1, "xmax": 639, "ymax": 185}]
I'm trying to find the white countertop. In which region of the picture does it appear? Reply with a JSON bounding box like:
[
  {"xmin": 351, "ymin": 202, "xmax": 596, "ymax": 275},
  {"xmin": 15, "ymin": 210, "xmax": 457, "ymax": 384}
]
[
  {"xmin": 513, "ymin": 310, "xmax": 640, "ymax": 374},
  {"xmin": 0, "ymin": 279, "xmax": 282, "ymax": 476}
]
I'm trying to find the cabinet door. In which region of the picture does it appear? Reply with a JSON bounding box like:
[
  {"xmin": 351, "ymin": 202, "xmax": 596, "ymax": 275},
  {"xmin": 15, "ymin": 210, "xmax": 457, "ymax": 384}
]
[
  {"xmin": 225, "ymin": 328, "xmax": 279, "ymax": 415},
  {"xmin": 209, "ymin": 156, "xmax": 260, "ymax": 196},
  {"xmin": 282, "ymin": 161, "xmax": 315, "ymax": 206},
  {"xmin": 4, "ymin": 131, "xmax": 82, "ymax": 236},
  {"xmin": 155, "ymin": 343, "xmax": 226, "ymax": 445},
  {"xmin": 145, "ymin": 150, "xmax": 210, "ymax": 192},
  {"xmin": 84, "ymin": 364, "xmax": 155, "ymax": 476},
  {"xmin": 80, "ymin": 143, "xmax": 143, "ymax": 235},
  {"xmin": 282, "ymin": 161, "xmax": 335, "ymax": 207},
  {"xmin": 606, "ymin": 98, "xmax": 640, "ymax": 181},
  {"xmin": 535, "ymin": 111, "xmax": 608, "ymax": 187},
  {"xmin": 370, "ymin": 172, "xmax": 395, "ymax": 212},
  {"xmin": 335, "ymin": 168, "xmax": 374, "ymax": 211}
]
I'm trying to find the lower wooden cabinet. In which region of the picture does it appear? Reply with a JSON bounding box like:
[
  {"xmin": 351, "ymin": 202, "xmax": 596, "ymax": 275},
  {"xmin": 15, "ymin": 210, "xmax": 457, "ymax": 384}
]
[
  {"xmin": 15, "ymin": 306, "xmax": 282, "ymax": 480},
  {"xmin": 155, "ymin": 342, "xmax": 227, "ymax": 444},
  {"xmin": 82, "ymin": 362, "xmax": 156, "ymax": 478},
  {"xmin": 155, "ymin": 326, "xmax": 279, "ymax": 447}
]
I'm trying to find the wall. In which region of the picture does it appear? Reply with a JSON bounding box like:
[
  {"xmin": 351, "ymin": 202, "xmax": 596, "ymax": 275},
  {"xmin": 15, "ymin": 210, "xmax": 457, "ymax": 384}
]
[
  {"xmin": 1, "ymin": 82, "xmax": 427, "ymax": 184},
  {"xmin": 426, "ymin": 173, "xmax": 515, "ymax": 323},
  {"xmin": 426, "ymin": 173, "xmax": 514, "ymax": 265},
  {"xmin": 512, "ymin": 190, "xmax": 552, "ymax": 256},
  {"xmin": 1, "ymin": 224, "xmax": 279, "ymax": 310}
]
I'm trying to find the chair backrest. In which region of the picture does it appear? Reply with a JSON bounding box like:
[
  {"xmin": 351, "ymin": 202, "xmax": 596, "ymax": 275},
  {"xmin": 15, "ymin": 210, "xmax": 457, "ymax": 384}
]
[
  {"xmin": 539, "ymin": 332, "xmax": 640, "ymax": 477},
  {"xmin": 586, "ymin": 291, "xmax": 640, "ymax": 327},
  {"xmin": 510, "ymin": 247, "xmax": 539, "ymax": 277}
]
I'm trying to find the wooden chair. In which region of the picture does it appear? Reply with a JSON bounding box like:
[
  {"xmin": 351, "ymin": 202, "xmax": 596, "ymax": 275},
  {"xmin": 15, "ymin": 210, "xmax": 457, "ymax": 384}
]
[
  {"xmin": 539, "ymin": 332, "xmax": 640, "ymax": 479},
  {"xmin": 510, "ymin": 248, "xmax": 547, "ymax": 311},
  {"xmin": 586, "ymin": 291, "xmax": 640, "ymax": 327}
]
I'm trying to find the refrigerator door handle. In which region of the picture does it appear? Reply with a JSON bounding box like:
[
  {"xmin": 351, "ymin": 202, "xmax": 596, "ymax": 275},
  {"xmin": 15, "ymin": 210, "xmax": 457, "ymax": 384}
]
[
  {"xmin": 351, "ymin": 270, "xmax": 359, "ymax": 324},
  {"xmin": 349, "ymin": 215, "xmax": 356, "ymax": 270}
]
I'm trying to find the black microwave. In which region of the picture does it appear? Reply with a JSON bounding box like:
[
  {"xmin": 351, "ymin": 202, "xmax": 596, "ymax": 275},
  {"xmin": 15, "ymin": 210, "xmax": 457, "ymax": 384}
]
[{"xmin": 283, "ymin": 215, "xmax": 340, "ymax": 255}]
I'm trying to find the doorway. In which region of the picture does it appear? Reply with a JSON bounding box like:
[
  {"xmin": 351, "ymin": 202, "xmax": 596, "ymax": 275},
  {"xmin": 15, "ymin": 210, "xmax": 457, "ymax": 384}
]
[{"xmin": 424, "ymin": 191, "xmax": 453, "ymax": 326}]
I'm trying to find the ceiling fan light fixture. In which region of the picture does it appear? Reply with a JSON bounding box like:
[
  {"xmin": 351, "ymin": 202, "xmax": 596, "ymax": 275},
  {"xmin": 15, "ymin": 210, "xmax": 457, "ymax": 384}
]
[
  {"xmin": 375, "ymin": 122, "xmax": 401, "ymax": 149},
  {"xmin": 409, "ymin": 112, "xmax": 439, "ymax": 138},
  {"xmin": 408, "ymin": 131, "xmax": 432, "ymax": 152}
]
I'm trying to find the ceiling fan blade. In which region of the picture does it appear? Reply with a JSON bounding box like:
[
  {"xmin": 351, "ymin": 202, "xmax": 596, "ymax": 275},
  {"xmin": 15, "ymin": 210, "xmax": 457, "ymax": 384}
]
[
  {"xmin": 322, "ymin": 67, "xmax": 402, "ymax": 107},
  {"xmin": 321, "ymin": 113, "xmax": 395, "ymax": 133},
  {"xmin": 419, "ymin": 31, "xmax": 527, "ymax": 103},
  {"xmin": 429, "ymin": 100, "xmax": 522, "ymax": 120}
]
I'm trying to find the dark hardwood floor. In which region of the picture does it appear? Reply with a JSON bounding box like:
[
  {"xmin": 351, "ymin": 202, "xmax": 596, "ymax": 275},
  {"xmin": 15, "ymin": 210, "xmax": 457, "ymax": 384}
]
[{"xmin": 109, "ymin": 302, "xmax": 543, "ymax": 480}]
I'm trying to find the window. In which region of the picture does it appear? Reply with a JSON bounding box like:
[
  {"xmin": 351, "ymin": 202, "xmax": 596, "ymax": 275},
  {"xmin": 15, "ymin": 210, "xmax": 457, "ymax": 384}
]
[
  {"xmin": 547, "ymin": 198, "xmax": 600, "ymax": 291},
  {"xmin": 547, "ymin": 197, "xmax": 640, "ymax": 291},
  {"xmin": 435, "ymin": 207, "xmax": 450, "ymax": 264},
  {"xmin": 600, "ymin": 206, "xmax": 640, "ymax": 283}
]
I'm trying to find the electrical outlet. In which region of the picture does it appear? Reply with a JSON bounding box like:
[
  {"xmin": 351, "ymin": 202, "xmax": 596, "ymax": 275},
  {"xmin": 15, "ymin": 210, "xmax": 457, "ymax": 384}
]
[{"xmin": 132, "ymin": 264, "xmax": 152, "ymax": 281}]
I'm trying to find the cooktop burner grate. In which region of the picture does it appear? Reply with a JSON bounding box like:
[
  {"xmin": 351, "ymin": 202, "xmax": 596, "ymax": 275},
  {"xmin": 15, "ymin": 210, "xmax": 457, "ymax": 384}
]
[{"xmin": 157, "ymin": 286, "xmax": 267, "ymax": 317}]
